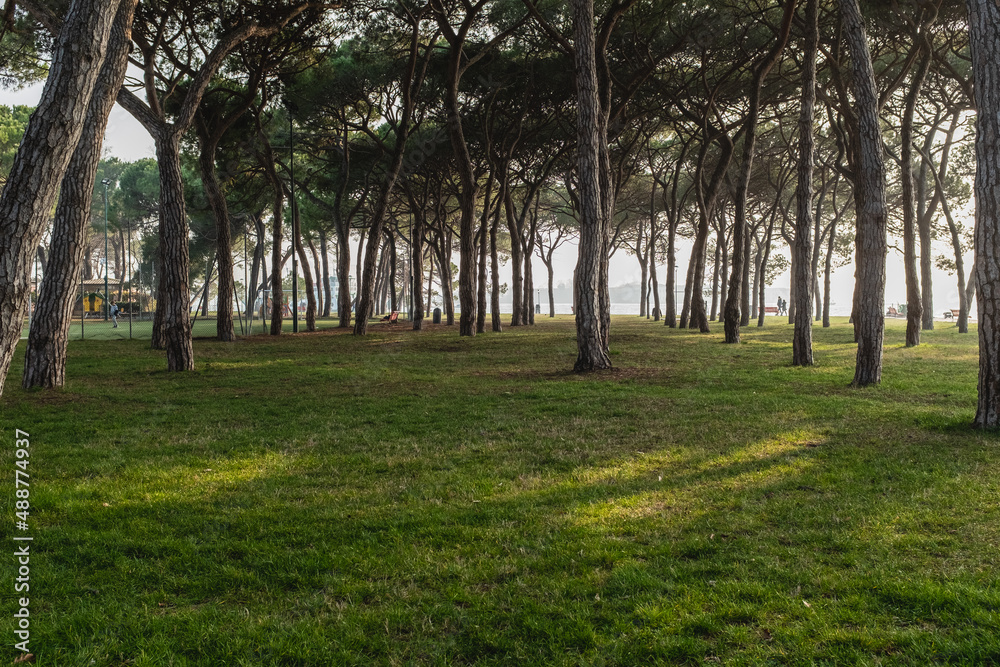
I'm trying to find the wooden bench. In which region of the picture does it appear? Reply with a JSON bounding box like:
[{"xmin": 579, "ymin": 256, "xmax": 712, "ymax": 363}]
[{"xmin": 763, "ymin": 306, "xmax": 779, "ymax": 316}]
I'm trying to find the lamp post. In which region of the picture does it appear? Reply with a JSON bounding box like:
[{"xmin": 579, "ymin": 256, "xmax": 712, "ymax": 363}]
[{"xmin": 101, "ymin": 178, "xmax": 111, "ymax": 320}]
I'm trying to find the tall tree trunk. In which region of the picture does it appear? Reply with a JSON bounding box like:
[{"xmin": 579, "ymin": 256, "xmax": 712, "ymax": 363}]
[
  {"xmin": 823, "ymin": 218, "xmax": 837, "ymax": 328},
  {"xmin": 477, "ymin": 217, "xmax": 488, "ymax": 333},
  {"xmin": 921, "ymin": 112, "xmax": 962, "ymax": 331},
  {"xmin": 477, "ymin": 173, "xmax": 493, "ymax": 334},
  {"xmin": 441, "ymin": 251, "xmax": 456, "ymax": 326},
  {"xmin": 723, "ymin": 0, "xmax": 795, "ymax": 343},
  {"xmin": 665, "ymin": 211, "xmax": 677, "ymax": 327},
  {"xmin": 969, "ymin": 0, "xmax": 1000, "ymax": 426},
  {"xmin": 490, "ymin": 201, "xmax": 504, "ymax": 332},
  {"xmin": 505, "ymin": 187, "xmax": 525, "ymax": 327},
  {"xmin": 354, "ymin": 154, "xmax": 408, "ymax": 334},
  {"xmin": 758, "ymin": 218, "xmax": 776, "ymax": 327},
  {"xmin": 153, "ymin": 133, "xmax": 195, "ymax": 370},
  {"xmin": 411, "ymin": 212, "xmax": 425, "ymax": 331},
  {"xmin": 22, "ymin": 0, "xmax": 137, "ymax": 389},
  {"xmin": 440, "ymin": 44, "xmax": 478, "ymax": 337},
  {"xmin": 793, "ymin": 0, "xmax": 818, "ymax": 366},
  {"xmin": 354, "ymin": 17, "xmax": 422, "ymax": 335},
  {"xmin": 638, "ymin": 223, "xmax": 649, "ymax": 318},
  {"xmin": 690, "ymin": 135, "xmax": 733, "ymax": 333},
  {"xmin": 196, "ymin": 127, "xmax": 236, "ymax": 341},
  {"xmin": 841, "ymin": 0, "xmax": 889, "ymax": 387},
  {"xmin": 319, "ymin": 229, "xmax": 332, "ymax": 317},
  {"xmin": 249, "ymin": 214, "xmax": 265, "ymax": 321},
  {"xmin": 680, "ymin": 256, "xmax": 695, "ymax": 329},
  {"xmin": 0, "ymin": 0, "xmax": 122, "ymax": 396},
  {"xmin": 337, "ymin": 224, "xmax": 352, "ymax": 327},
  {"xmin": 294, "ymin": 212, "xmax": 316, "ymax": 332},
  {"xmin": 426, "ymin": 247, "xmax": 434, "ymax": 314},
  {"xmin": 200, "ymin": 256, "xmax": 215, "ymax": 317},
  {"xmin": 269, "ymin": 185, "xmax": 285, "ymax": 336},
  {"xmin": 387, "ymin": 232, "xmax": 399, "ymax": 315},
  {"xmin": 647, "ymin": 174, "xmax": 660, "ymax": 321},
  {"xmin": 524, "ymin": 205, "xmax": 538, "ymax": 325},
  {"xmin": 931, "ymin": 162, "xmax": 970, "ymax": 334},
  {"xmin": 710, "ymin": 242, "xmax": 721, "ymax": 322},
  {"xmin": 544, "ymin": 258, "xmax": 556, "ymax": 318},
  {"xmin": 902, "ymin": 45, "xmax": 931, "ymax": 347},
  {"xmin": 571, "ymin": 0, "xmax": 611, "ymax": 370},
  {"xmin": 719, "ymin": 227, "xmax": 729, "ymax": 320}
]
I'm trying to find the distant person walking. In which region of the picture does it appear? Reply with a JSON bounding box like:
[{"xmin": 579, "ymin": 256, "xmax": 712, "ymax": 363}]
[{"xmin": 110, "ymin": 300, "xmax": 119, "ymax": 328}]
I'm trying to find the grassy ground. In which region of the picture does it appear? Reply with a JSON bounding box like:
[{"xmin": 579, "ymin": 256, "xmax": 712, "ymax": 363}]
[
  {"xmin": 2, "ymin": 316, "xmax": 998, "ymax": 666},
  {"xmin": 20, "ymin": 314, "xmax": 346, "ymax": 340}
]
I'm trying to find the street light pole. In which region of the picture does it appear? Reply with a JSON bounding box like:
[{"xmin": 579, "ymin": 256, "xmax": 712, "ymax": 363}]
[{"xmin": 102, "ymin": 178, "xmax": 111, "ymax": 320}]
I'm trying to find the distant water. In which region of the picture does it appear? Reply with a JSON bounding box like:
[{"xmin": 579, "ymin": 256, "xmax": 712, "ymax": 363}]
[{"xmin": 545, "ymin": 303, "xmax": 851, "ymax": 316}]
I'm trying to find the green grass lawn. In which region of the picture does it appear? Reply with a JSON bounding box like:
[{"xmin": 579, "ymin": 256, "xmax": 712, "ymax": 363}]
[
  {"xmin": 3, "ymin": 316, "xmax": 998, "ymax": 666},
  {"xmin": 20, "ymin": 314, "xmax": 349, "ymax": 340}
]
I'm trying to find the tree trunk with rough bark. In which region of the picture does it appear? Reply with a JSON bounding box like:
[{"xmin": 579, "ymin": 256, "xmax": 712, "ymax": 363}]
[
  {"xmin": 0, "ymin": 0, "xmax": 122, "ymax": 396},
  {"xmin": 758, "ymin": 216, "xmax": 776, "ymax": 327},
  {"xmin": 196, "ymin": 125, "xmax": 236, "ymax": 341},
  {"xmin": 710, "ymin": 242, "xmax": 721, "ymax": 322},
  {"xmin": 823, "ymin": 217, "xmax": 837, "ymax": 328},
  {"xmin": 319, "ymin": 229, "xmax": 332, "ymax": 317},
  {"xmin": 439, "ymin": 41, "xmax": 478, "ymax": 337},
  {"xmin": 336, "ymin": 224, "xmax": 352, "ymax": 327},
  {"xmin": 689, "ymin": 135, "xmax": 733, "ymax": 334},
  {"xmin": 477, "ymin": 173, "xmax": 493, "ymax": 334},
  {"xmin": 505, "ymin": 187, "xmax": 525, "ymax": 327},
  {"xmin": 793, "ymin": 0, "xmax": 818, "ymax": 366},
  {"xmin": 155, "ymin": 133, "xmax": 195, "ymax": 370},
  {"xmin": 411, "ymin": 211, "xmax": 425, "ymax": 331},
  {"xmin": 269, "ymin": 186, "xmax": 285, "ymax": 336},
  {"xmin": 665, "ymin": 211, "xmax": 677, "ymax": 327},
  {"xmin": 968, "ymin": 0, "xmax": 1000, "ymax": 425},
  {"xmin": 571, "ymin": 0, "xmax": 612, "ymax": 371},
  {"xmin": 841, "ymin": 0, "xmax": 888, "ymax": 387},
  {"xmin": 902, "ymin": 46, "xmax": 931, "ymax": 347},
  {"xmin": 22, "ymin": 0, "xmax": 136, "ymax": 389},
  {"xmin": 293, "ymin": 208, "xmax": 316, "ymax": 332},
  {"xmin": 724, "ymin": 0, "xmax": 795, "ymax": 344},
  {"xmin": 490, "ymin": 202, "xmax": 504, "ymax": 332}
]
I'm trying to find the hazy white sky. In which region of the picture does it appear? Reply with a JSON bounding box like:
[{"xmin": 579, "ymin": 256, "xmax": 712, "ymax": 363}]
[{"xmin": 0, "ymin": 81, "xmax": 975, "ymax": 318}]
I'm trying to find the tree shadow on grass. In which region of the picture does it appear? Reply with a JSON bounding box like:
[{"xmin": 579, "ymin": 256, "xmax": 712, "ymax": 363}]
[{"xmin": 26, "ymin": 419, "xmax": 1000, "ymax": 666}]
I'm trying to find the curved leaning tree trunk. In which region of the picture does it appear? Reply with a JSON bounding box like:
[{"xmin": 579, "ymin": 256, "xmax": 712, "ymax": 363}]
[
  {"xmin": 902, "ymin": 45, "xmax": 932, "ymax": 347},
  {"xmin": 293, "ymin": 205, "xmax": 317, "ymax": 332},
  {"xmin": 723, "ymin": 0, "xmax": 795, "ymax": 344},
  {"xmin": 118, "ymin": 5, "xmax": 324, "ymax": 364},
  {"xmin": 354, "ymin": 13, "xmax": 425, "ymax": 336},
  {"xmin": 689, "ymin": 133, "xmax": 734, "ymax": 334},
  {"xmin": 792, "ymin": 0, "xmax": 818, "ymax": 366},
  {"xmin": 23, "ymin": 0, "xmax": 138, "ymax": 389},
  {"xmin": 0, "ymin": 0, "xmax": 122, "ymax": 397},
  {"xmin": 196, "ymin": 128, "xmax": 237, "ymax": 342},
  {"xmin": 840, "ymin": 0, "xmax": 889, "ymax": 388},
  {"xmin": 968, "ymin": 0, "xmax": 1000, "ymax": 427},
  {"xmin": 571, "ymin": 0, "xmax": 612, "ymax": 371}
]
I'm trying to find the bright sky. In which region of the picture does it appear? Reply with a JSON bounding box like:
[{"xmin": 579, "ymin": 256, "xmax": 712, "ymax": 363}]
[{"xmin": 0, "ymin": 81, "xmax": 975, "ymax": 318}]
